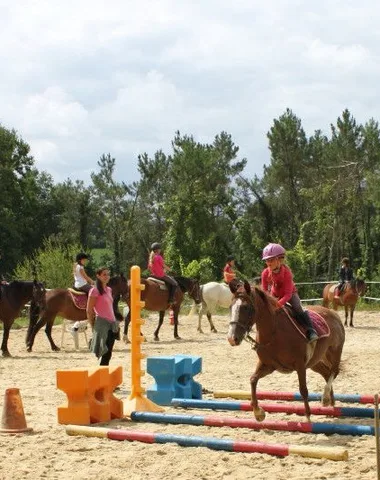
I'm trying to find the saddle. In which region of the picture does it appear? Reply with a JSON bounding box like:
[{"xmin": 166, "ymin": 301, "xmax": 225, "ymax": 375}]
[
  {"xmin": 68, "ymin": 288, "xmax": 88, "ymax": 310},
  {"xmin": 147, "ymin": 277, "xmax": 168, "ymax": 290},
  {"xmin": 282, "ymin": 305, "xmax": 330, "ymax": 340}
]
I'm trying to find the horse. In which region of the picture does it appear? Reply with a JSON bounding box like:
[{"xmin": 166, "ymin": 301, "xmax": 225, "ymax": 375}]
[
  {"xmin": 25, "ymin": 274, "xmax": 128, "ymax": 352},
  {"xmin": 0, "ymin": 280, "xmax": 46, "ymax": 357},
  {"xmin": 322, "ymin": 279, "xmax": 366, "ymax": 327},
  {"xmin": 123, "ymin": 276, "xmax": 201, "ymax": 342},
  {"xmin": 227, "ymin": 281, "xmax": 345, "ymax": 422},
  {"xmin": 189, "ymin": 282, "xmax": 233, "ymax": 333}
]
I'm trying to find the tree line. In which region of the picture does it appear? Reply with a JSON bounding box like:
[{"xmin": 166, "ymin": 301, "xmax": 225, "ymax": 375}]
[{"xmin": 1, "ymin": 107, "xmax": 380, "ymax": 292}]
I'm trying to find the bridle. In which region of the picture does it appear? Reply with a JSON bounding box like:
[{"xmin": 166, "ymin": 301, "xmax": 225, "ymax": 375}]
[
  {"xmin": 229, "ymin": 291, "xmax": 259, "ymax": 350},
  {"xmin": 187, "ymin": 281, "xmax": 202, "ymax": 304}
]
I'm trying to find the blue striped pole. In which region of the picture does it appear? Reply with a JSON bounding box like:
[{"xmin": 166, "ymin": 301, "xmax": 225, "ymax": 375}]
[
  {"xmin": 171, "ymin": 398, "xmax": 376, "ymax": 418},
  {"xmin": 131, "ymin": 411, "xmax": 374, "ymax": 436}
]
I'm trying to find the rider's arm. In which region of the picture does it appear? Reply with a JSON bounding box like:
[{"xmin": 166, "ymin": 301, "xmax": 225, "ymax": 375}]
[
  {"xmin": 80, "ymin": 266, "xmax": 94, "ymax": 285},
  {"xmin": 86, "ymin": 293, "xmax": 97, "ymax": 328},
  {"xmin": 261, "ymin": 269, "xmax": 269, "ymax": 292},
  {"xmin": 277, "ymin": 268, "xmax": 294, "ymax": 307}
]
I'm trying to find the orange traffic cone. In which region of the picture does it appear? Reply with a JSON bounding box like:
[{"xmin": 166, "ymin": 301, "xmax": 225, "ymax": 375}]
[{"xmin": 0, "ymin": 388, "xmax": 33, "ymax": 434}]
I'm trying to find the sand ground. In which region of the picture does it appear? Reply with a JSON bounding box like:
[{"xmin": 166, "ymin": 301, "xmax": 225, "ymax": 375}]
[{"xmin": 0, "ymin": 309, "xmax": 379, "ymax": 480}]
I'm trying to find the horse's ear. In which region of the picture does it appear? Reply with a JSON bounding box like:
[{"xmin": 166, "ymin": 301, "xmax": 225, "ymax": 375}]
[
  {"xmin": 243, "ymin": 280, "xmax": 252, "ymax": 295},
  {"xmin": 229, "ymin": 279, "xmax": 239, "ymax": 294}
]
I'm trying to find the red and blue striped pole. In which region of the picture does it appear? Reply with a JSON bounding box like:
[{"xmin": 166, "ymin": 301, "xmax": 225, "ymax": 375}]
[
  {"xmin": 130, "ymin": 411, "xmax": 374, "ymax": 436},
  {"xmin": 213, "ymin": 390, "xmax": 375, "ymax": 404},
  {"xmin": 171, "ymin": 398, "xmax": 376, "ymax": 418},
  {"xmin": 66, "ymin": 424, "xmax": 348, "ymax": 461}
]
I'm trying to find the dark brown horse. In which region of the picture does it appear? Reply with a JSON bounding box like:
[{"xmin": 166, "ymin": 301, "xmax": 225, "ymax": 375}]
[
  {"xmin": 0, "ymin": 280, "xmax": 46, "ymax": 357},
  {"xmin": 227, "ymin": 281, "xmax": 345, "ymax": 422},
  {"xmin": 322, "ymin": 279, "xmax": 366, "ymax": 327},
  {"xmin": 123, "ymin": 276, "xmax": 201, "ymax": 342},
  {"xmin": 26, "ymin": 274, "xmax": 128, "ymax": 352}
]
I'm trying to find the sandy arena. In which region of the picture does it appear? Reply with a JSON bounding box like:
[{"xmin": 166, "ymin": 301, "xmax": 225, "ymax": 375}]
[{"xmin": 0, "ymin": 309, "xmax": 379, "ymax": 480}]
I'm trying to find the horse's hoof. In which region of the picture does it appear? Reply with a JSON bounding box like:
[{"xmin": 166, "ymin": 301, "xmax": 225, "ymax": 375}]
[
  {"xmin": 2, "ymin": 351, "xmax": 11, "ymax": 358},
  {"xmin": 197, "ymin": 329, "xmax": 204, "ymax": 334},
  {"xmin": 175, "ymin": 336, "xmax": 182, "ymax": 340},
  {"xmin": 253, "ymin": 407, "xmax": 266, "ymax": 422},
  {"xmin": 154, "ymin": 336, "xmax": 159, "ymax": 342},
  {"xmin": 52, "ymin": 346, "xmax": 60, "ymax": 352},
  {"xmin": 123, "ymin": 335, "xmax": 130, "ymax": 344},
  {"xmin": 211, "ymin": 328, "xmax": 218, "ymax": 333},
  {"xmin": 26, "ymin": 347, "xmax": 32, "ymax": 353}
]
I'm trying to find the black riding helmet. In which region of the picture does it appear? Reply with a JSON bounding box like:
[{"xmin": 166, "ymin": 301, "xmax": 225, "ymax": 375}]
[
  {"xmin": 151, "ymin": 242, "xmax": 161, "ymax": 251},
  {"xmin": 227, "ymin": 255, "xmax": 235, "ymax": 262},
  {"xmin": 76, "ymin": 252, "xmax": 89, "ymax": 263}
]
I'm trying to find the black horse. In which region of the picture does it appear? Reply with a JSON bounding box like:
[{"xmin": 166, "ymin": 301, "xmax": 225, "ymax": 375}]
[
  {"xmin": 0, "ymin": 280, "xmax": 46, "ymax": 356},
  {"xmin": 123, "ymin": 275, "xmax": 202, "ymax": 341}
]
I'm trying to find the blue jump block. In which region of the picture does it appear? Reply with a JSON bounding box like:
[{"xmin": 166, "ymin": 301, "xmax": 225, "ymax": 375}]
[{"xmin": 147, "ymin": 355, "xmax": 202, "ymax": 406}]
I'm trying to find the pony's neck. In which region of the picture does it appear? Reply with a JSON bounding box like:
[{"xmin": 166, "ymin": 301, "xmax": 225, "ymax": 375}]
[{"xmin": 254, "ymin": 289, "xmax": 277, "ymax": 342}]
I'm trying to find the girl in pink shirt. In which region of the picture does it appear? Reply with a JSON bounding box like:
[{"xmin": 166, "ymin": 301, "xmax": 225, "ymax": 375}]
[
  {"xmin": 87, "ymin": 267, "xmax": 119, "ymax": 365},
  {"xmin": 261, "ymin": 243, "xmax": 318, "ymax": 343},
  {"xmin": 148, "ymin": 242, "xmax": 178, "ymax": 307}
]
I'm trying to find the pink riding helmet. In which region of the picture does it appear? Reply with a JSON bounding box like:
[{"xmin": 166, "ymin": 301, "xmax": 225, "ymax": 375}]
[{"xmin": 262, "ymin": 243, "xmax": 286, "ymax": 260}]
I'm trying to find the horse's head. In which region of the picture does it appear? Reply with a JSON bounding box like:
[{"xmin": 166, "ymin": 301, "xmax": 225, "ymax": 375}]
[
  {"xmin": 175, "ymin": 276, "xmax": 202, "ymax": 304},
  {"xmin": 32, "ymin": 280, "xmax": 46, "ymax": 310},
  {"xmin": 187, "ymin": 278, "xmax": 202, "ymax": 304},
  {"xmin": 109, "ymin": 274, "xmax": 129, "ymax": 302},
  {"xmin": 227, "ymin": 280, "xmax": 255, "ymax": 346},
  {"xmin": 355, "ymin": 279, "xmax": 367, "ymax": 297}
]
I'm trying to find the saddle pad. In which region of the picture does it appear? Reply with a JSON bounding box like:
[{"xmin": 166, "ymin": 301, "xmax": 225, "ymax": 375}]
[
  {"xmin": 288, "ymin": 310, "xmax": 330, "ymax": 340},
  {"xmin": 68, "ymin": 290, "xmax": 88, "ymax": 310},
  {"xmin": 328, "ymin": 284, "xmax": 338, "ymax": 294},
  {"xmin": 147, "ymin": 277, "xmax": 167, "ymax": 289}
]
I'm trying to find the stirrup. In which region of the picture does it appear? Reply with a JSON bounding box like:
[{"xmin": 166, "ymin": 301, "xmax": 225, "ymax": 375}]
[{"xmin": 307, "ymin": 331, "xmax": 318, "ymax": 343}]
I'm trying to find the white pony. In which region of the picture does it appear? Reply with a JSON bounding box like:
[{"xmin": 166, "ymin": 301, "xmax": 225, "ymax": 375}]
[{"xmin": 189, "ymin": 281, "xmax": 233, "ymax": 333}]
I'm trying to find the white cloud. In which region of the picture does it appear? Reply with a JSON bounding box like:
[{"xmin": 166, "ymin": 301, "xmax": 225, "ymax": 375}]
[{"xmin": 1, "ymin": 0, "xmax": 380, "ymax": 183}]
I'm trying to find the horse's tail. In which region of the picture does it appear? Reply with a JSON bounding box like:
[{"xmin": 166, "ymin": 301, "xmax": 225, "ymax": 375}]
[
  {"xmin": 187, "ymin": 301, "xmax": 198, "ymax": 317},
  {"xmin": 29, "ymin": 300, "xmax": 40, "ymax": 325}
]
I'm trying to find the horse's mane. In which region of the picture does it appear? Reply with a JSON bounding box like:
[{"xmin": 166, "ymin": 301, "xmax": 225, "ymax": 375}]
[
  {"xmin": 174, "ymin": 276, "xmax": 195, "ymax": 293},
  {"xmin": 253, "ymin": 285, "xmax": 278, "ymax": 312}
]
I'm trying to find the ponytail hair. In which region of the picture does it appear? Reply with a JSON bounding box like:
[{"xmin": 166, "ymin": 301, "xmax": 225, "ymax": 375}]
[{"xmin": 96, "ymin": 267, "xmax": 108, "ymax": 295}]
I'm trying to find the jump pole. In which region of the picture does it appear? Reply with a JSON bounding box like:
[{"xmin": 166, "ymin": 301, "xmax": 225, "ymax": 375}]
[
  {"xmin": 171, "ymin": 398, "xmax": 377, "ymax": 419},
  {"xmin": 213, "ymin": 390, "xmax": 375, "ymax": 404},
  {"xmin": 65, "ymin": 424, "xmax": 348, "ymax": 461},
  {"xmin": 130, "ymin": 411, "xmax": 374, "ymax": 436},
  {"xmin": 123, "ymin": 266, "xmax": 164, "ymax": 415}
]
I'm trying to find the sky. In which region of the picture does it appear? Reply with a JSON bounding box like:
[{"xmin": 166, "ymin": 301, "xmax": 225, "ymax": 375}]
[{"xmin": 1, "ymin": 0, "xmax": 380, "ymax": 185}]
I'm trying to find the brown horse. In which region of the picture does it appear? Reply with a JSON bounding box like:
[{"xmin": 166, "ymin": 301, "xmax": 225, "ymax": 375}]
[
  {"xmin": 227, "ymin": 281, "xmax": 345, "ymax": 422},
  {"xmin": 322, "ymin": 279, "xmax": 366, "ymax": 327},
  {"xmin": 26, "ymin": 274, "xmax": 128, "ymax": 352},
  {"xmin": 123, "ymin": 276, "xmax": 201, "ymax": 341},
  {"xmin": 0, "ymin": 280, "xmax": 46, "ymax": 357}
]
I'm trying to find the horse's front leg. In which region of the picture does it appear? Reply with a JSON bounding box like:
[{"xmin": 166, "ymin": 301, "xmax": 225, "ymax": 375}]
[
  {"xmin": 173, "ymin": 308, "xmax": 181, "ymax": 340},
  {"xmin": 123, "ymin": 311, "xmax": 131, "ymax": 344},
  {"xmin": 1, "ymin": 323, "xmax": 12, "ymax": 357},
  {"xmin": 296, "ymin": 365, "xmax": 311, "ymax": 421},
  {"xmin": 250, "ymin": 361, "xmax": 275, "ymax": 421},
  {"xmin": 344, "ymin": 306, "xmax": 349, "ymax": 327},
  {"xmin": 350, "ymin": 306, "xmax": 355, "ymax": 327},
  {"xmin": 45, "ymin": 317, "xmax": 60, "ymax": 351},
  {"xmin": 154, "ymin": 310, "xmax": 165, "ymax": 341},
  {"xmin": 197, "ymin": 304, "xmax": 204, "ymax": 333},
  {"xmin": 207, "ymin": 311, "xmax": 217, "ymax": 333},
  {"xmin": 26, "ymin": 314, "xmax": 49, "ymax": 352}
]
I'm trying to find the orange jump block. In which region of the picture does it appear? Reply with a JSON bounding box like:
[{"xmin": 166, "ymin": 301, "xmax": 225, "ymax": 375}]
[{"xmin": 56, "ymin": 366, "xmax": 123, "ymax": 425}]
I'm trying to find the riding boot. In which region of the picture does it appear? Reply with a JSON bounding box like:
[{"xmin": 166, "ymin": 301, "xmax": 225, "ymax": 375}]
[
  {"xmin": 167, "ymin": 285, "xmax": 176, "ymax": 307},
  {"xmin": 297, "ymin": 311, "xmax": 318, "ymax": 343}
]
